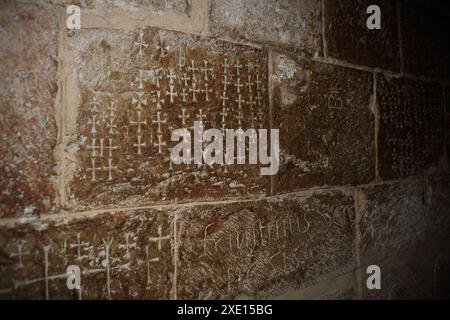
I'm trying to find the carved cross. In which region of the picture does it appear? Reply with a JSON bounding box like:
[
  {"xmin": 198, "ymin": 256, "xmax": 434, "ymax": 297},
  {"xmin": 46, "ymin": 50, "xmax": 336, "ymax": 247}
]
[
  {"xmin": 134, "ymin": 31, "xmax": 148, "ymax": 56},
  {"xmin": 89, "ymin": 96, "xmax": 100, "ymax": 114},
  {"xmin": 220, "ymin": 92, "xmax": 229, "ymax": 107},
  {"xmin": 220, "ymin": 107, "xmax": 228, "ymax": 125},
  {"xmin": 247, "ymin": 95, "xmax": 257, "ymax": 111},
  {"xmin": 256, "ymin": 91, "xmax": 263, "ymax": 105},
  {"xmin": 103, "ymin": 158, "xmax": 117, "ymax": 181},
  {"xmin": 69, "ymin": 233, "xmax": 89, "ymax": 262},
  {"xmin": 152, "ymin": 111, "xmax": 167, "ymax": 134},
  {"xmin": 255, "ymin": 74, "xmax": 262, "ymax": 91},
  {"xmin": 236, "ymin": 95, "xmax": 245, "ymax": 110},
  {"xmin": 105, "ymin": 138, "xmax": 118, "ymax": 157},
  {"xmin": 148, "ymin": 225, "xmax": 170, "ymax": 252},
  {"xmin": 235, "ymin": 60, "xmax": 242, "ymax": 76},
  {"xmin": 9, "ymin": 240, "xmax": 30, "ymax": 269},
  {"xmin": 181, "ymin": 88, "xmax": 188, "ymax": 102},
  {"xmin": 106, "ymin": 101, "xmax": 117, "ymax": 119},
  {"xmin": 130, "ymin": 111, "xmax": 147, "ymax": 134},
  {"xmin": 257, "ymin": 108, "xmax": 264, "ymax": 128},
  {"xmin": 188, "ymin": 60, "xmax": 198, "ymax": 74},
  {"xmin": 177, "ymin": 46, "xmax": 186, "ymax": 70},
  {"xmin": 135, "ymin": 69, "xmax": 146, "ymax": 90},
  {"xmin": 201, "ymin": 60, "xmax": 214, "ymax": 81},
  {"xmin": 250, "ymin": 112, "xmax": 258, "ymax": 128},
  {"xmin": 222, "ymin": 59, "xmax": 229, "ymax": 74},
  {"xmin": 154, "ymin": 134, "xmax": 166, "ymax": 154},
  {"xmin": 181, "ymin": 73, "xmax": 190, "ymax": 86},
  {"xmin": 246, "ymin": 75, "xmax": 253, "ymax": 93},
  {"xmin": 189, "ymin": 83, "xmax": 200, "ymax": 102},
  {"xmin": 88, "ymin": 138, "xmax": 104, "ymax": 157},
  {"xmin": 87, "ymin": 158, "xmax": 102, "ymax": 181},
  {"xmin": 202, "ymin": 83, "xmax": 212, "ymax": 101},
  {"xmin": 246, "ymin": 62, "xmax": 255, "ymax": 73},
  {"xmin": 155, "ymin": 33, "xmax": 169, "ymax": 57},
  {"xmin": 153, "ymin": 90, "xmax": 165, "ymax": 110},
  {"xmin": 234, "ymin": 78, "xmax": 244, "ymax": 94},
  {"xmin": 106, "ymin": 118, "xmax": 117, "ymax": 135},
  {"xmin": 236, "ymin": 109, "xmax": 243, "ymax": 128},
  {"xmin": 88, "ymin": 114, "xmax": 100, "ymax": 135},
  {"xmin": 134, "ymin": 135, "xmax": 146, "ymax": 155},
  {"xmin": 155, "ymin": 69, "xmax": 164, "ymax": 88},
  {"xmin": 132, "ymin": 92, "xmax": 147, "ymax": 110},
  {"xmin": 167, "ymin": 68, "xmax": 177, "ymax": 84},
  {"xmin": 166, "ymin": 85, "xmax": 178, "ymax": 103},
  {"xmin": 222, "ymin": 75, "xmax": 231, "ymax": 92},
  {"xmin": 196, "ymin": 108, "xmax": 207, "ymax": 123},
  {"xmin": 145, "ymin": 245, "xmax": 160, "ymax": 289},
  {"xmin": 178, "ymin": 108, "xmax": 190, "ymax": 126}
]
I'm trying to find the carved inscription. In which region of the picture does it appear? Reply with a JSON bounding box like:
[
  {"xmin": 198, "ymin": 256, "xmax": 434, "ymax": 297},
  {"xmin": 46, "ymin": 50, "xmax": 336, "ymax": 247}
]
[{"xmin": 177, "ymin": 193, "xmax": 355, "ymax": 299}]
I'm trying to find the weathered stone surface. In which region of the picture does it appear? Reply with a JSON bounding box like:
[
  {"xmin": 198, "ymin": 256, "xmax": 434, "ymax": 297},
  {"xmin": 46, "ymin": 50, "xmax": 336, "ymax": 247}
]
[
  {"xmin": 209, "ymin": 0, "xmax": 323, "ymax": 57},
  {"xmin": 324, "ymin": 0, "xmax": 400, "ymax": 71},
  {"xmin": 271, "ymin": 53, "xmax": 374, "ymax": 192},
  {"xmin": 0, "ymin": 1, "xmax": 58, "ymax": 218},
  {"xmin": 377, "ymin": 75, "xmax": 445, "ymax": 180},
  {"xmin": 359, "ymin": 247, "xmax": 438, "ymax": 299},
  {"xmin": 434, "ymin": 250, "xmax": 450, "ymax": 299},
  {"xmin": 447, "ymin": 87, "xmax": 450, "ymax": 165},
  {"xmin": 0, "ymin": 209, "xmax": 173, "ymax": 299},
  {"xmin": 429, "ymin": 176, "xmax": 450, "ymax": 244},
  {"xmin": 79, "ymin": 0, "xmax": 192, "ymax": 12},
  {"xmin": 357, "ymin": 180, "xmax": 449, "ymax": 264},
  {"xmin": 400, "ymin": 0, "xmax": 450, "ymax": 80},
  {"xmin": 265, "ymin": 270, "xmax": 356, "ymax": 300},
  {"xmin": 65, "ymin": 27, "xmax": 270, "ymax": 210},
  {"xmin": 357, "ymin": 178, "xmax": 450, "ymax": 299},
  {"xmin": 176, "ymin": 191, "xmax": 355, "ymax": 299},
  {"xmin": 64, "ymin": 0, "xmax": 209, "ymax": 35}
]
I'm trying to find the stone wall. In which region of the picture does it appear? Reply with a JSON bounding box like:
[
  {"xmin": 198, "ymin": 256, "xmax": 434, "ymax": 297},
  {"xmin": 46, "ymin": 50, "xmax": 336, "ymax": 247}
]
[{"xmin": 0, "ymin": 0, "xmax": 449, "ymax": 299}]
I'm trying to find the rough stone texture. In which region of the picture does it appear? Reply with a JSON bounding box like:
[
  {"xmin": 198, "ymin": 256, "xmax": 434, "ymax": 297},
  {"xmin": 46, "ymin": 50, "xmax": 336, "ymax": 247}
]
[
  {"xmin": 209, "ymin": 0, "xmax": 323, "ymax": 57},
  {"xmin": 0, "ymin": 0, "xmax": 449, "ymax": 301},
  {"xmin": 324, "ymin": 0, "xmax": 400, "ymax": 71},
  {"xmin": 377, "ymin": 75, "xmax": 445, "ymax": 180},
  {"xmin": 266, "ymin": 270, "xmax": 356, "ymax": 300},
  {"xmin": 76, "ymin": 0, "xmax": 191, "ymax": 13},
  {"xmin": 65, "ymin": 27, "xmax": 270, "ymax": 210},
  {"xmin": 357, "ymin": 180, "xmax": 449, "ymax": 264},
  {"xmin": 271, "ymin": 53, "xmax": 375, "ymax": 193},
  {"xmin": 0, "ymin": 209, "xmax": 173, "ymax": 299},
  {"xmin": 176, "ymin": 191, "xmax": 355, "ymax": 299},
  {"xmin": 0, "ymin": 1, "xmax": 58, "ymax": 218},
  {"xmin": 447, "ymin": 87, "xmax": 450, "ymax": 166},
  {"xmin": 62, "ymin": 0, "xmax": 209, "ymax": 35},
  {"xmin": 400, "ymin": 0, "xmax": 450, "ymax": 81},
  {"xmin": 360, "ymin": 247, "xmax": 438, "ymax": 300},
  {"xmin": 357, "ymin": 179, "xmax": 450, "ymax": 299}
]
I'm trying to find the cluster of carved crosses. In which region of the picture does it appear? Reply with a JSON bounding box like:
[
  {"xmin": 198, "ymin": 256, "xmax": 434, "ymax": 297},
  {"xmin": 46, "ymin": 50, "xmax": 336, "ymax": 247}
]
[
  {"xmin": 83, "ymin": 30, "xmax": 267, "ymax": 182},
  {"xmin": 3, "ymin": 224, "xmax": 170, "ymax": 299}
]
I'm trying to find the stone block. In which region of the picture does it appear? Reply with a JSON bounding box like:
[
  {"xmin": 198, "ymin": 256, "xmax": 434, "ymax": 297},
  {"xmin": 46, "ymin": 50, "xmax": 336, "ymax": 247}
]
[
  {"xmin": 0, "ymin": 1, "xmax": 59, "ymax": 217},
  {"xmin": 357, "ymin": 180, "xmax": 449, "ymax": 263},
  {"xmin": 64, "ymin": 27, "xmax": 270, "ymax": 210},
  {"xmin": 324, "ymin": 0, "xmax": 400, "ymax": 71},
  {"xmin": 176, "ymin": 191, "xmax": 355, "ymax": 299},
  {"xmin": 400, "ymin": 0, "xmax": 450, "ymax": 81},
  {"xmin": 0, "ymin": 209, "xmax": 173, "ymax": 299},
  {"xmin": 271, "ymin": 53, "xmax": 374, "ymax": 192},
  {"xmin": 209, "ymin": 0, "xmax": 323, "ymax": 57},
  {"xmin": 377, "ymin": 75, "xmax": 445, "ymax": 179}
]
